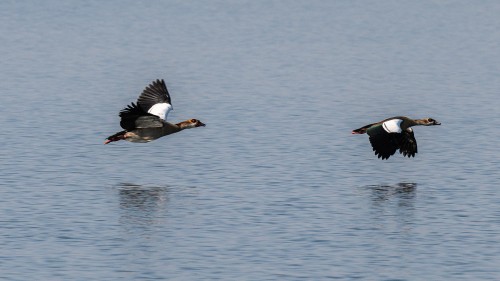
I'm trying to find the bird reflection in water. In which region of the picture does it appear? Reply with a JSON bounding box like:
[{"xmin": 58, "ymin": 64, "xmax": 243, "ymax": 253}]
[
  {"xmin": 368, "ymin": 182, "xmax": 417, "ymax": 202},
  {"xmin": 115, "ymin": 183, "xmax": 169, "ymax": 226},
  {"xmin": 362, "ymin": 182, "xmax": 417, "ymax": 231}
]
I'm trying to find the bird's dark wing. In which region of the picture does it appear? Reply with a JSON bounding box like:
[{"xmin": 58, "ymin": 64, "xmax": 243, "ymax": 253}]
[
  {"xmin": 119, "ymin": 102, "xmax": 162, "ymax": 130},
  {"xmin": 119, "ymin": 103, "xmax": 143, "ymax": 130},
  {"xmin": 399, "ymin": 130, "xmax": 418, "ymax": 158},
  {"xmin": 133, "ymin": 116, "xmax": 164, "ymax": 128},
  {"xmin": 137, "ymin": 79, "xmax": 172, "ymax": 119},
  {"xmin": 352, "ymin": 122, "xmax": 377, "ymax": 134},
  {"xmin": 367, "ymin": 124, "xmax": 400, "ymax": 160}
]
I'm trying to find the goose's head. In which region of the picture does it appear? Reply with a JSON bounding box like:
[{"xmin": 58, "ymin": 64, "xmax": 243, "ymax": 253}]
[
  {"xmin": 417, "ymin": 118, "xmax": 441, "ymax": 126},
  {"xmin": 177, "ymin": 119, "xmax": 206, "ymax": 130}
]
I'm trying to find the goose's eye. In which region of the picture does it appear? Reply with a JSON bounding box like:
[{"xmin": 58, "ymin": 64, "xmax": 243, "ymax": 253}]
[
  {"xmin": 428, "ymin": 118, "xmax": 434, "ymax": 122},
  {"xmin": 191, "ymin": 119, "xmax": 197, "ymax": 123}
]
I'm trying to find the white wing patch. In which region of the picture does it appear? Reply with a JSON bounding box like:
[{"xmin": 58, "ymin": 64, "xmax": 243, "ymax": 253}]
[
  {"xmin": 382, "ymin": 119, "xmax": 403, "ymax": 133},
  {"xmin": 147, "ymin": 103, "xmax": 173, "ymax": 120}
]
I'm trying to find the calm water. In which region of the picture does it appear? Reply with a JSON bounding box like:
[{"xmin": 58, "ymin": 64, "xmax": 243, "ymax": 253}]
[{"xmin": 1, "ymin": 1, "xmax": 499, "ymax": 280}]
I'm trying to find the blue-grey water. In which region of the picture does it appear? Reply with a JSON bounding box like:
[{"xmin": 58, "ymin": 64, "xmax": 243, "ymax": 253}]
[{"xmin": 1, "ymin": 1, "xmax": 499, "ymax": 280}]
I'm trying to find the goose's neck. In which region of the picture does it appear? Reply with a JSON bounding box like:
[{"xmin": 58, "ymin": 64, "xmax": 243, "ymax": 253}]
[
  {"xmin": 174, "ymin": 122, "xmax": 188, "ymax": 131},
  {"xmin": 160, "ymin": 123, "xmax": 182, "ymax": 136},
  {"xmin": 412, "ymin": 119, "xmax": 427, "ymax": 126}
]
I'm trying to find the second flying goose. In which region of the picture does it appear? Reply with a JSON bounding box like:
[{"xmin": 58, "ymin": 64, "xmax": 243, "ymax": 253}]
[{"xmin": 352, "ymin": 116, "xmax": 440, "ymax": 159}]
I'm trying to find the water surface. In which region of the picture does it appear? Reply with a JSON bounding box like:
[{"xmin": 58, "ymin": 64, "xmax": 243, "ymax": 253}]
[{"xmin": 1, "ymin": 1, "xmax": 499, "ymax": 280}]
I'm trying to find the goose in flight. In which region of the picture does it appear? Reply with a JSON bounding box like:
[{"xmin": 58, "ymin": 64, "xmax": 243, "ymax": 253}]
[
  {"xmin": 105, "ymin": 79, "xmax": 205, "ymax": 144},
  {"xmin": 352, "ymin": 116, "xmax": 440, "ymax": 159}
]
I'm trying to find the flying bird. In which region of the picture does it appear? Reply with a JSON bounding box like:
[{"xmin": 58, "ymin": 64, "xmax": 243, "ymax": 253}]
[
  {"xmin": 352, "ymin": 116, "xmax": 440, "ymax": 159},
  {"xmin": 105, "ymin": 79, "xmax": 205, "ymax": 144}
]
